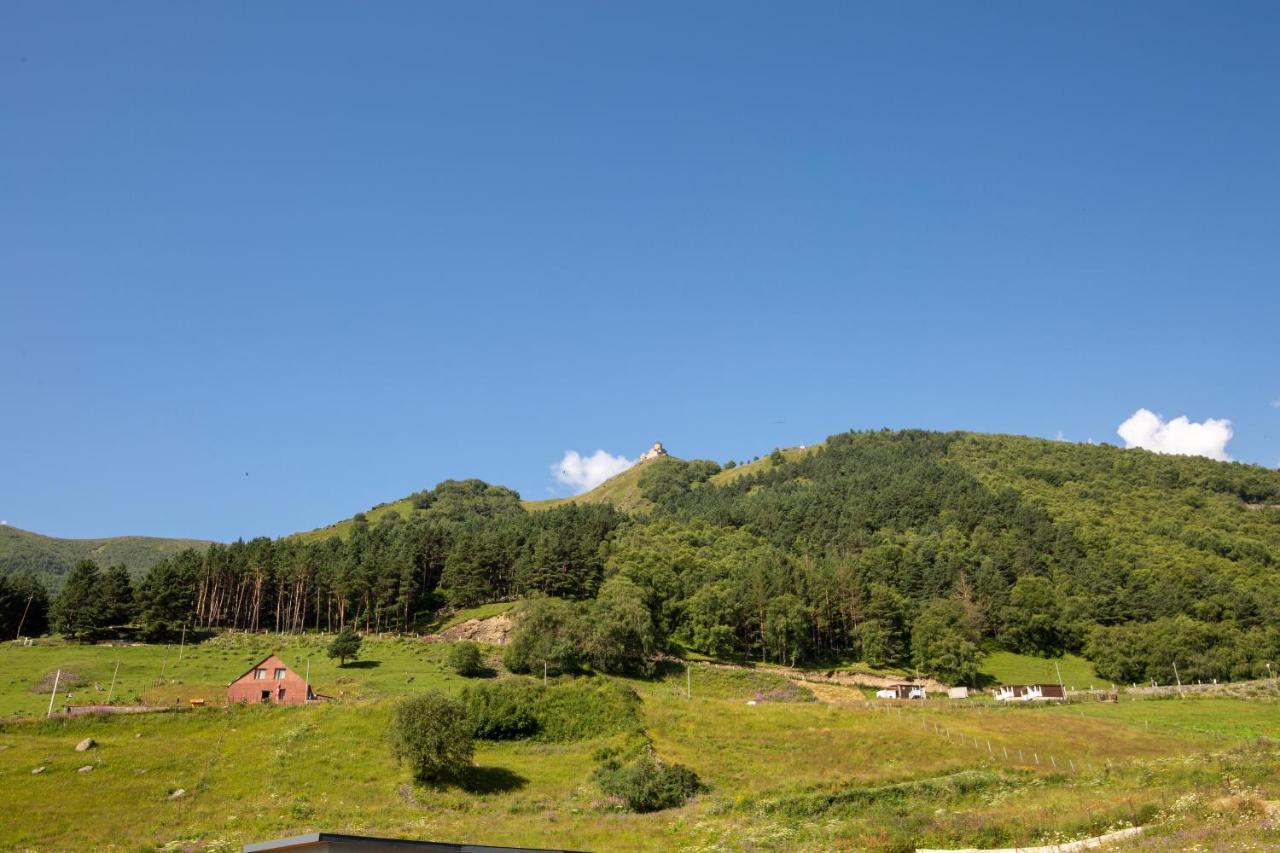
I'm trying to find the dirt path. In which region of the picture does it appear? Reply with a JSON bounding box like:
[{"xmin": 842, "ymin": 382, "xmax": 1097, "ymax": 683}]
[{"xmin": 800, "ymin": 680, "xmax": 871, "ymax": 706}]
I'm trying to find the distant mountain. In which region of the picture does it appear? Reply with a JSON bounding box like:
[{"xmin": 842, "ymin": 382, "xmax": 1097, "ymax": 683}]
[{"xmin": 0, "ymin": 524, "xmax": 211, "ymax": 588}]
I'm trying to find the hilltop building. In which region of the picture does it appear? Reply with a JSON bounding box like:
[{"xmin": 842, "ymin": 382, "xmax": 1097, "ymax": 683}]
[
  {"xmin": 637, "ymin": 442, "xmax": 668, "ymax": 463},
  {"xmin": 227, "ymin": 654, "xmax": 315, "ymax": 706}
]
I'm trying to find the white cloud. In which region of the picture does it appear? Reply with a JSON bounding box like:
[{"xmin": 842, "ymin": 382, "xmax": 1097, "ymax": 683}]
[
  {"xmin": 552, "ymin": 449, "xmax": 634, "ymax": 493},
  {"xmin": 1117, "ymin": 408, "xmax": 1233, "ymax": 461},
  {"xmin": 1270, "ymin": 398, "xmax": 1280, "ymax": 409}
]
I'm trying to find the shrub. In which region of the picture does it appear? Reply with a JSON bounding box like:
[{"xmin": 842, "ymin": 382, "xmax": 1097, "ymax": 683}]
[
  {"xmin": 535, "ymin": 680, "xmax": 641, "ymax": 742},
  {"xmin": 447, "ymin": 641, "xmax": 484, "ymax": 677},
  {"xmin": 459, "ymin": 680, "xmax": 540, "ymax": 739},
  {"xmin": 388, "ymin": 691, "xmax": 474, "ymax": 784},
  {"xmin": 460, "ymin": 678, "xmax": 641, "ymax": 742},
  {"xmin": 594, "ymin": 753, "xmax": 702, "ymax": 812}
]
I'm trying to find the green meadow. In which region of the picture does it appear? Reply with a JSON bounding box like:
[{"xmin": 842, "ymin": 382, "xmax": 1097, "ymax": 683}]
[
  {"xmin": 978, "ymin": 651, "xmax": 1100, "ymax": 690},
  {"xmin": 2, "ymin": 637, "xmax": 1279, "ymax": 851}
]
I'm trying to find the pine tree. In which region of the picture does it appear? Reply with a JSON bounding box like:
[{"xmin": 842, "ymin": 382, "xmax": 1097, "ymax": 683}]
[
  {"xmin": 99, "ymin": 564, "xmax": 136, "ymax": 627},
  {"xmin": 53, "ymin": 560, "xmax": 106, "ymax": 640},
  {"xmin": 327, "ymin": 624, "xmax": 362, "ymax": 665}
]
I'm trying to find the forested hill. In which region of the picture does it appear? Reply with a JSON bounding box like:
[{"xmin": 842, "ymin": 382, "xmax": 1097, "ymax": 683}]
[
  {"xmin": 0, "ymin": 524, "xmax": 211, "ymax": 588},
  {"xmin": 13, "ymin": 429, "xmax": 1280, "ymax": 688}
]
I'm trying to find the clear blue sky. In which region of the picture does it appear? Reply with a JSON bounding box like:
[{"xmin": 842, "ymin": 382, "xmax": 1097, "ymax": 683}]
[{"xmin": 3, "ymin": 2, "xmax": 1278, "ymax": 541}]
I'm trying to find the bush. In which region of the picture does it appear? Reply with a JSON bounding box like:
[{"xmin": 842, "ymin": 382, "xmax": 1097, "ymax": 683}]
[
  {"xmin": 388, "ymin": 691, "xmax": 474, "ymax": 784},
  {"xmin": 535, "ymin": 680, "xmax": 641, "ymax": 742},
  {"xmin": 460, "ymin": 678, "xmax": 641, "ymax": 742},
  {"xmin": 594, "ymin": 753, "xmax": 702, "ymax": 812},
  {"xmin": 447, "ymin": 641, "xmax": 484, "ymax": 676},
  {"xmin": 459, "ymin": 680, "xmax": 540, "ymax": 739}
]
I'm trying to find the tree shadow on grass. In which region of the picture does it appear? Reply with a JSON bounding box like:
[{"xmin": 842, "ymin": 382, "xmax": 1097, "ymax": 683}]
[
  {"xmin": 457, "ymin": 765, "xmax": 528, "ymax": 794},
  {"xmin": 340, "ymin": 660, "xmax": 381, "ymax": 669},
  {"xmin": 972, "ymin": 672, "xmax": 999, "ymax": 689}
]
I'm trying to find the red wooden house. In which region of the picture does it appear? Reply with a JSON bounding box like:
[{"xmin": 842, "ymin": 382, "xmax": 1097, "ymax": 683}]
[{"xmin": 227, "ymin": 654, "xmax": 315, "ymax": 705}]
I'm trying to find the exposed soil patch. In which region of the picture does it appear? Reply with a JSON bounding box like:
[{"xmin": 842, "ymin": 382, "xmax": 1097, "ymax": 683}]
[
  {"xmin": 431, "ymin": 613, "xmax": 514, "ymax": 645},
  {"xmin": 792, "ymin": 669, "xmax": 947, "ymax": 693},
  {"xmin": 32, "ymin": 671, "xmax": 86, "ymax": 693}
]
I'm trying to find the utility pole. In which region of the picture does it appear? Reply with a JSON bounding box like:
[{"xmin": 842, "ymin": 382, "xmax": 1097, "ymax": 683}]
[
  {"xmin": 47, "ymin": 669, "xmax": 61, "ymax": 717},
  {"xmin": 1172, "ymin": 661, "xmax": 1184, "ymax": 697},
  {"xmin": 686, "ymin": 662, "xmax": 691, "ymax": 700},
  {"xmin": 178, "ymin": 623, "xmax": 187, "ymax": 663},
  {"xmin": 305, "ymin": 658, "xmax": 311, "ymax": 703},
  {"xmin": 106, "ymin": 660, "xmax": 121, "ymax": 704},
  {"xmin": 1054, "ymin": 660, "xmax": 1065, "ymax": 695},
  {"xmin": 543, "ymin": 661, "xmax": 547, "ymax": 686},
  {"xmin": 15, "ymin": 593, "xmax": 34, "ymax": 641}
]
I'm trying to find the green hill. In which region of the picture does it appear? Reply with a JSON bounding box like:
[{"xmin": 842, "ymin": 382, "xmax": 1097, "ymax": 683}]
[
  {"xmin": 18, "ymin": 428, "xmax": 1280, "ymax": 688},
  {"xmin": 295, "ymin": 451, "xmax": 672, "ymax": 540},
  {"xmin": 299, "ymin": 441, "xmax": 822, "ymax": 532},
  {"xmin": 523, "ymin": 455, "xmax": 666, "ymax": 513},
  {"xmin": 0, "ymin": 524, "xmax": 210, "ymax": 588}
]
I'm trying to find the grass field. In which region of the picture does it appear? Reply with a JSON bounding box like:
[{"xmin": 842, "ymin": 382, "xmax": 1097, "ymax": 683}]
[
  {"xmin": 978, "ymin": 651, "xmax": 1100, "ymax": 689},
  {"xmin": 2, "ymin": 637, "xmax": 1279, "ymax": 851}
]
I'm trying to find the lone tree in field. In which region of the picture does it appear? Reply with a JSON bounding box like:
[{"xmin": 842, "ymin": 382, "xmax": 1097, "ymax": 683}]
[
  {"xmin": 389, "ymin": 691, "xmax": 474, "ymax": 784},
  {"xmin": 327, "ymin": 624, "xmax": 362, "ymax": 666}
]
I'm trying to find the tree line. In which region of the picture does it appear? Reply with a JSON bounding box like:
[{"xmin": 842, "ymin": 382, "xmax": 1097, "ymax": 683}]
[{"xmin": 9, "ymin": 430, "xmax": 1280, "ymax": 686}]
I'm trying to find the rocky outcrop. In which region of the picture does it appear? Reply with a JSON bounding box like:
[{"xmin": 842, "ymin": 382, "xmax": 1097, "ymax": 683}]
[{"xmin": 433, "ymin": 613, "xmax": 514, "ymax": 645}]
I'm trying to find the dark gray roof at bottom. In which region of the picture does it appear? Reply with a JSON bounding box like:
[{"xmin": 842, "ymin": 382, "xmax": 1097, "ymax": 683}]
[{"xmin": 243, "ymin": 832, "xmax": 585, "ymax": 853}]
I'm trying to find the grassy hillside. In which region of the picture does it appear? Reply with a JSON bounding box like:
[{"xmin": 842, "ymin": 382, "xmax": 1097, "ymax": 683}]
[
  {"xmin": 708, "ymin": 443, "xmax": 822, "ymax": 486},
  {"xmin": 297, "ymin": 442, "xmax": 823, "ymax": 530},
  {"xmin": 3, "ymin": 636, "xmax": 1278, "ymax": 850},
  {"xmin": 979, "ymin": 651, "xmax": 1099, "ymax": 689},
  {"xmin": 0, "ymin": 524, "xmax": 210, "ymax": 588},
  {"xmin": 291, "ymin": 496, "xmax": 418, "ymax": 544},
  {"xmin": 524, "ymin": 457, "xmax": 664, "ymax": 513}
]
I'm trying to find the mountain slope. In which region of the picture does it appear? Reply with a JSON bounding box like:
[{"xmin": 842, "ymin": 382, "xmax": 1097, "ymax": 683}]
[
  {"xmin": 0, "ymin": 524, "xmax": 211, "ymax": 588},
  {"xmin": 523, "ymin": 456, "xmax": 666, "ymax": 513},
  {"xmin": 42, "ymin": 427, "xmax": 1280, "ymax": 685},
  {"xmin": 295, "ymin": 449, "xmax": 678, "ymax": 540}
]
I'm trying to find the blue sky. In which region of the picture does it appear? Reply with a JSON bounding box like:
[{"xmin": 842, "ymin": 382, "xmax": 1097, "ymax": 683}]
[{"xmin": 2, "ymin": 2, "xmax": 1278, "ymax": 541}]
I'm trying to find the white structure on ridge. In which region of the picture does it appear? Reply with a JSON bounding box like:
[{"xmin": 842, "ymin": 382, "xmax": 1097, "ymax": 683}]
[{"xmin": 637, "ymin": 442, "xmax": 668, "ymax": 463}]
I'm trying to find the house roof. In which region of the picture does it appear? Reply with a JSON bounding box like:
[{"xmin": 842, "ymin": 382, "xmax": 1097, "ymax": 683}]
[{"xmin": 228, "ymin": 654, "xmax": 292, "ymax": 687}]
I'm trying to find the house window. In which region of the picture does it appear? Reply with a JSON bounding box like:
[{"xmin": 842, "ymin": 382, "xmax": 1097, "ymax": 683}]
[
  {"xmin": 254, "ymin": 669, "xmax": 267, "ymax": 680},
  {"xmin": 274, "ymin": 668, "xmax": 286, "ymax": 680}
]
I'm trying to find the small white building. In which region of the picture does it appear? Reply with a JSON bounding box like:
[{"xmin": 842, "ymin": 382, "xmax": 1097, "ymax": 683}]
[{"xmin": 993, "ymin": 683, "xmax": 1065, "ymax": 702}]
